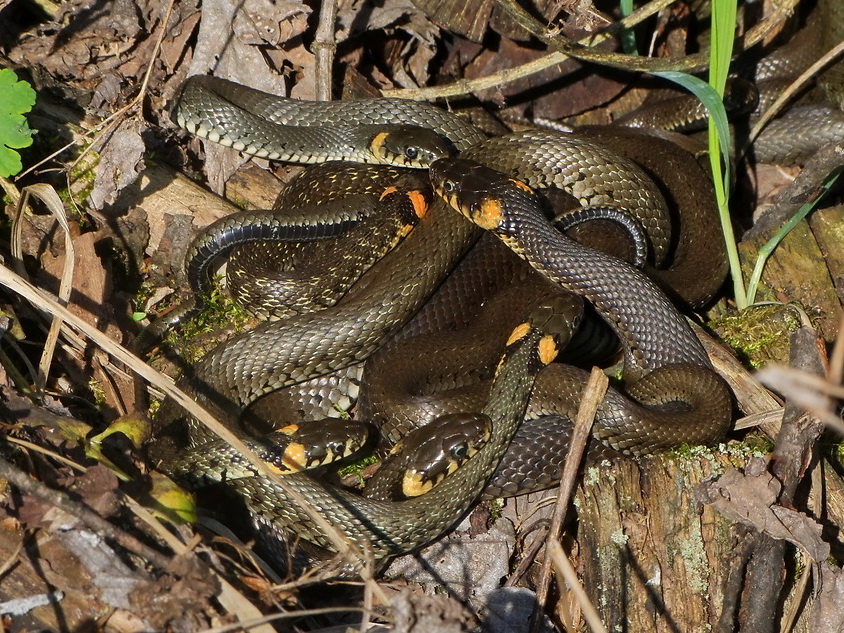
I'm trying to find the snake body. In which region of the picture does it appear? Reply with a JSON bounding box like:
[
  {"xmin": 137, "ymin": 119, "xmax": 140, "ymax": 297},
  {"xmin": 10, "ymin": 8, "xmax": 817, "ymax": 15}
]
[
  {"xmin": 430, "ymin": 157, "xmax": 732, "ymax": 453},
  {"xmin": 195, "ymin": 172, "xmax": 429, "ymax": 321},
  {"xmin": 167, "ymin": 296, "xmax": 582, "ymax": 561},
  {"xmin": 616, "ymin": 0, "xmax": 844, "ymax": 166},
  {"xmin": 174, "ymin": 75, "xmax": 481, "ymax": 165},
  {"xmin": 155, "ymin": 74, "xmax": 738, "ymax": 564}
]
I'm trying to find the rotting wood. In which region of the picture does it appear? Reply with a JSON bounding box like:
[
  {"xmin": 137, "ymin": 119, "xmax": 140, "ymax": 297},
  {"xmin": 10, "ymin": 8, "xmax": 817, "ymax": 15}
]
[
  {"xmin": 574, "ymin": 447, "xmax": 763, "ymax": 631},
  {"xmin": 738, "ymin": 219, "xmax": 841, "ymax": 340},
  {"xmin": 809, "ymin": 204, "xmax": 844, "ymax": 307}
]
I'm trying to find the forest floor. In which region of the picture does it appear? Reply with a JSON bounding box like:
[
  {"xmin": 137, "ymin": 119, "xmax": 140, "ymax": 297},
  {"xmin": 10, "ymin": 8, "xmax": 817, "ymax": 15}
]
[{"xmin": 0, "ymin": 0, "xmax": 843, "ymax": 631}]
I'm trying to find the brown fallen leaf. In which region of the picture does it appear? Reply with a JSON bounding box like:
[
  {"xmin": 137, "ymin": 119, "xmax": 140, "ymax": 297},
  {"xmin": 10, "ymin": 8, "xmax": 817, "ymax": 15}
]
[
  {"xmin": 89, "ymin": 118, "xmax": 147, "ymax": 211},
  {"xmin": 186, "ymin": 0, "xmax": 310, "ymax": 192},
  {"xmin": 695, "ymin": 459, "xmax": 830, "ymax": 564},
  {"xmin": 811, "ymin": 562, "xmax": 844, "ymax": 630}
]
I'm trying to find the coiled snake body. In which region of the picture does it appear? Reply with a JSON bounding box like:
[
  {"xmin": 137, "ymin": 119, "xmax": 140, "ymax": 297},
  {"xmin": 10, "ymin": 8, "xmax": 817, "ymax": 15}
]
[
  {"xmin": 167, "ymin": 295, "xmax": 583, "ymax": 561},
  {"xmin": 156, "ymin": 74, "xmax": 736, "ymax": 567}
]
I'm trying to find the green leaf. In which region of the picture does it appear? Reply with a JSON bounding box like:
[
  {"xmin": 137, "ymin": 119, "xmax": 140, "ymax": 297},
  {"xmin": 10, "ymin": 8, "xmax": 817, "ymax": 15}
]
[
  {"xmin": 652, "ymin": 71, "xmax": 732, "ymax": 186},
  {"xmin": 0, "ymin": 69, "xmax": 37, "ymax": 178}
]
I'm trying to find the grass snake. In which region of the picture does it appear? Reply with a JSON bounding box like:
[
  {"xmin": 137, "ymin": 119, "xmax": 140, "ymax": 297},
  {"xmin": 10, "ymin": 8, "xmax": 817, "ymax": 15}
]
[{"xmin": 154, "ymin": 74, "xmax": 740, "ymax": 567}]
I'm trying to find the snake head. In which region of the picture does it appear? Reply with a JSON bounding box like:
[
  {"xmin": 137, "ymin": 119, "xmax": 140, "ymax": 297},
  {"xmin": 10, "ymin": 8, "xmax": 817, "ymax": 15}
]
[
  {"xmin": 395, "ymin": 413, "xmax": 493, "ymax": 498},
  {"xmin": 263, "ymin": 419, "xmax": 370, "ymax": 473},
  {"xmin": 504, "ymin": 293, "xmax": 584, "ymax": 373},
  {"xmin": 430, "ymin": 157, "xmax": 538, "ymax": 232},
  {"xmin": 369, "ymin": 125, "xmax": 455, "ymax": 168}
]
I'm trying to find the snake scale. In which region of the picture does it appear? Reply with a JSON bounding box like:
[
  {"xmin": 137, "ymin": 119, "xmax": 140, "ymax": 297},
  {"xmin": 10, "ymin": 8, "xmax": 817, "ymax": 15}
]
[{"xmin": 151, "ymin": 0, "xmax": 844, "ymax": 565}]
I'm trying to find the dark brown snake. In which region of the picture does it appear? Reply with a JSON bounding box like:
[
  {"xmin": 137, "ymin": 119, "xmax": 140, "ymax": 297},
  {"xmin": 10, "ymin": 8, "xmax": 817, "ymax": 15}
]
[{"xmin": 155, "ymin": 106, "xmax": 732, "ymax": 564}]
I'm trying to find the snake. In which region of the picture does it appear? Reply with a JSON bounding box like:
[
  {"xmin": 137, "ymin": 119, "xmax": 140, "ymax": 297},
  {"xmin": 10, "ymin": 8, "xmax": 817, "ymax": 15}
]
[
  {"xmin": 165, "ymin": 295, "xmax": 583, "ymax": 564},
  {"xmin": 154, "ymin": 73, "xmax": 740, "ymax": 563},
  {"xmin": 139, "ymin": 0, "xmax": 844, "ymax": 579},
  {"xmin": 430, "ymin": 156, "xmax": 733, "ymax": 453},
  {"xmin": 173, "ymin": 75, "xmax": 480, "ymax": 165},
  {"xmin": 615, "ymin": 0, "xmax": 844, "ymax": 166}
]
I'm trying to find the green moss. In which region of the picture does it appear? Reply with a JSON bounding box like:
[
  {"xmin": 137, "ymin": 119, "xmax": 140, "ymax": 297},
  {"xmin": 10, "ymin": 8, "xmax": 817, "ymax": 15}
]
[
  {"xmin": 164, "ymin": 281, "xmax": 252, "ymax": 363},
  {"xmin": 708, "ymin": 303, "xmax": 803, "ymax": 368},
  {"xmin": 667, "ymin": 438, "xmax": 773, "ymax": 472},
  {"xmin": 62, "ymin": 148, "xmax": 99, "ymax": 209},
  {"xmin": 488, "ymin": 496, "xmax": 504, "ymax": 520},
  {"xmin": 337, "ymin": 453, "xmax": 380, "ymax": 489},
  {"xmin": 338, "ymin": 453, "xmax": 379, "ymax": 480},
  {"xmin": 87, "ymin": 379, "xmax": 106, "ymax": 406}
]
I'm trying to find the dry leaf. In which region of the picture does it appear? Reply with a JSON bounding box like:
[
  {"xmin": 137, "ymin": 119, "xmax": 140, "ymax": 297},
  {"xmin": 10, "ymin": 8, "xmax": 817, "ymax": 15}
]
[
  {"xmin": 696, "ymin": 463, "xmax": 830, "ymax": 564},
  {"xmin": 89, "ymin": 118, "xmax": 147, "ymax": 211}
]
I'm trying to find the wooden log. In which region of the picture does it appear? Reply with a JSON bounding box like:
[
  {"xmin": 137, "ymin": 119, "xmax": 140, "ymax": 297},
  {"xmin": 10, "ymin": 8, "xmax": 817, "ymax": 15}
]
[
  {"xmin": 738, "ymin": 218, "xmax": 841, "ymax": 340},
  {"xmin": 574, "ymin": 448, "xmax": 760, "ymax": 630}
]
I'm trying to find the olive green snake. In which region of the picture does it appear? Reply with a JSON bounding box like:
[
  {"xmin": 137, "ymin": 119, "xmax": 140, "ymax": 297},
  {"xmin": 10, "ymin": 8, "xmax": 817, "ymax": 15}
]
[
  {"xmin": 149, "ymin": 0, "xmax": 844, "ymax": 571},
  {"xmin": 151, "ymin": 6, "xmax": 844, "ymax": 561},
  {"xmin": 167, "ymin": 294, "xmax": 584, "ymax": 562},
  {"xmin": 147, "ymin": 72, "xmax": 743, "ymax": 570}
]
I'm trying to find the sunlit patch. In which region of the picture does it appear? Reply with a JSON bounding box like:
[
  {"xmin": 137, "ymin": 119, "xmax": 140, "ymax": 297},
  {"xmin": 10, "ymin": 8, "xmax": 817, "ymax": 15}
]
[
  {"xmin": 538, "ymin": 335, "xmax": 560, "ymax": 365},
  {"xmin": 402, "ymin": 471, "xmax": 433, "ymax": 497},
  {"xmin": 508, "ymin": 178, "xmax": 535, "ymax": 194},
  {"xmin": 475, "ymin": 198, "xmax": 503, "ymax": 230},
  {"xmin": 506, "ymin": 322, "xmax": 531, "ymax": 346}
]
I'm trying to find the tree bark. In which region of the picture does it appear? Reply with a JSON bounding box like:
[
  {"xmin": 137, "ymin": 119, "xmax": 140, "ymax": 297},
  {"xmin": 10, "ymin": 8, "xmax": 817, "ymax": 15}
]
[{"xmin": 575, "ymin": 450, "xmax": 753, "ymax": 631}]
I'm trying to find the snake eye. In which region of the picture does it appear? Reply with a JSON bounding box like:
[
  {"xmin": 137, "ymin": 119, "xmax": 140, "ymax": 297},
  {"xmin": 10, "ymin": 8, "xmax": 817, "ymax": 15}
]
[
  {"xmin": 451, "ymin": 442, "xmax": 468, "ymax": 460},
  {"xmin": 442, "ymin": 180, "xmax": 456, "ymax": 194},
  {"xmin": 405, "ymin": 146, "xmax": 419, "ymax": 160}
]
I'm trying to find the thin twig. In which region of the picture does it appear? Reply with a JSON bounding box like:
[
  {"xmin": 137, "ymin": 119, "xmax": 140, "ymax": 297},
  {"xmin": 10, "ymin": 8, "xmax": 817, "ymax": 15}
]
[
  {"xmin": 547, "ymin": 540, "xmax": 608, "ymax": 633},
  {"xmin": 532, "ymin": 367, "xmax": 608, "ymax": 629},
  {"xmin": 384, "ymin": 0, "xmax": 798, "ymax": 100},
  {"xmin": 0, "ymin": 455, "xmax": 173, "ymax": 570},
  {"xmin": 4, "ymin": 437, "xmax": 88, "ymax": 473},
  {"xmin": 0, "ymin": 263, "xmax": 381, "ymax": 586},
  {"xmin": 755, "ymin": 365, "xmax": 844, "ymax": 436},
  {"xmin": 196, "ymin": 606, "xmax": 373, "ymax": 633},
  {"xmin": 828, "ymin": 310, "xmax": 844, "ymax": 386},
  {"xmin": 748, "ymin": 38, "xmax": 844, "ymax": 147},
  {"xmin": 120, "ymin": 497, "xmax": 277, "ymax": 632},
  {"xmin": 313, "ymin": 0, "xmax": 338, "ymax": 101},
  {"xmin": 11, "ymin": 184, "xmax": 74, "ymax": 394},
  {"xmin": 0, "ymin": 533, "xmax": 25, "ymax": 580},
  {"xmin": 16, "ymin": 0, "xmax": 177, "ymax": 182}
]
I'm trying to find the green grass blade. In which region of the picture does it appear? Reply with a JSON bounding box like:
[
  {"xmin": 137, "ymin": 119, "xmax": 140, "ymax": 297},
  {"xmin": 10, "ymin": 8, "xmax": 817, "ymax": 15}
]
[
  {"xmin": 746, "ymin": 171, "xmax": 842, "ymax": 305},
  {"xmin": 653, "ymin": 0, "xmax": 745, "ymax": 309},
  {"xmin": 651, "ymin": 71, "xmax": 732, "ymax": 191},
  {"xmin": 619, "ymin": 0, "xmax": 638, "ymax": 55}
]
